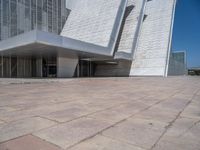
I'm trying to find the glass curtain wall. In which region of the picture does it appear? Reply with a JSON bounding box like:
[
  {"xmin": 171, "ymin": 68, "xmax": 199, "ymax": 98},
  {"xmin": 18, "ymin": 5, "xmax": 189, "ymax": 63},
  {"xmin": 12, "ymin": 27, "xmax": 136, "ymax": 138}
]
[
  {"xmin": 0, "ymin": 0, "xmax": 69, "ymax": 41},
  {"xmin": 0, "ymin": 56, "xmax": 35, "ymax": 78}
]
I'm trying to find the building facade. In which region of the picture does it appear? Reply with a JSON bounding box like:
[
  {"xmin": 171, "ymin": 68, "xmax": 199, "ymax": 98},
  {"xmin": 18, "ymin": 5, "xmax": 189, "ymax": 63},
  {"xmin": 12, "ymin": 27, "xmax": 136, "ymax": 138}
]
[
  {"xmin": 0, "ymin": 0, "xmax": 178, "ymax": 78},
  {"xmin": 0, "ymin": 0, "xmax": 68, "ymax": 40}
]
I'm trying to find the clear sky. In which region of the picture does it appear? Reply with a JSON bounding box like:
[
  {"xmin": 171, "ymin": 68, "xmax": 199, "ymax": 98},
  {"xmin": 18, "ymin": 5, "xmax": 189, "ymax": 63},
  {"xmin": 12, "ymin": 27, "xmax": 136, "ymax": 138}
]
[{"xmin": 172, "ymin": 0, "xmax": 200, "ymax": 68}]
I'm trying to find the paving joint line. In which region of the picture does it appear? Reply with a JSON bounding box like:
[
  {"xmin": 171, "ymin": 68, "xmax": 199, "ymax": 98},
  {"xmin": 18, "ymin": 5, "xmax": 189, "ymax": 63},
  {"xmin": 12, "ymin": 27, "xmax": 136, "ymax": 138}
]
[
  {"xmin": 30, "ymin": 134, "xmax": 65, "ymax": 150},
  {"xmin": 149, "ymin": 89, "xmax": 200, "ymax": 150},
  {"xmin": 101, "ymin": 134, "xmax": 148, "ymax": 150},
  {"xmin": 66, "ymin": 90, "xmax": 183, "ymax": 150}
]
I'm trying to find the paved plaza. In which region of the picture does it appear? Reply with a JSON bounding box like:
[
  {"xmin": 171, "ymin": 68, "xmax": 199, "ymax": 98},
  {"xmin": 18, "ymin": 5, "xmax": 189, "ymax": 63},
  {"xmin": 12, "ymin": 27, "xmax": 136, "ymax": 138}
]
[{"xmin": 0, "ymin": 77, "xmax": 200, "ymax": 150}]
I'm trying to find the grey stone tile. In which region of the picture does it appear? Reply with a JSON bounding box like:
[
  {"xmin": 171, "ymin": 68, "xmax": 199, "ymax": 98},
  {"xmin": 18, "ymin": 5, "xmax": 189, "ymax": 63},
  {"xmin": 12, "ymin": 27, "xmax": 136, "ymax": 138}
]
[
  {"xmin": 0, "ymin": 120, "xmax": 5, "ymax": 125},
  {"xmin": 165, "ymin": 117, "xmax": 200, "ymax": 139},
  {"xmin": 0, "ymin": 135, "xmax": 63, "ymax": 150},
  {"xmin": 33, "ymin": 117, "xmax": 112, "ymax": 149},
  {"xmin": 153, "ymin": 137, "xmax": 200, "ymax": 150},
  {"xmin": 155, "ymin": 98, "xmax": 190, "ymax": 113},
  {"xmin": 135, "ymin": 106, "xmax": 177, "ymax": 123},
  {"xmin": 88, "ymin": 101, "xmax": 148, "ymax": 124},
  {"xmin": 103, "ymin": 118, "xmax": 167, "ymax": 149},
  {"xmin": 0, "ymin": 77, "xmax": 200, "ymax": 150},
  {"xmin": 69, "ymin": 135, "xmax": 145, "ymax": 150},
  {"xmin": 88, "ymin": 109, "xmax": 130, "ymax": 124},
  {"xmin": 0, "ymin": 117, "xmax": 56, "ymax": 143},
  {"xmin": 41, "ymin": 106, "xmax": 92, "ymax": 123},
  {"xmin": 181, "ymin": 103, "xmax": 200, "ymax": 119}
]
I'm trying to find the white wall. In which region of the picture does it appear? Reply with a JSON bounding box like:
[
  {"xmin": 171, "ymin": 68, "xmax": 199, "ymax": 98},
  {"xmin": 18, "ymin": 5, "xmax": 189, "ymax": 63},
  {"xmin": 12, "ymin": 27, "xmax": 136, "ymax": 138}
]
[
  {"xmin": 130, "ymin": 0, "xmax": 176, "ymax": 76},
  {"xmin": 117, "ymin": 0, "xmax": 144, "ymax": 53},
  {"xmin": 62, "ymin": 0, "xmax": 123, "ymax": 47}
]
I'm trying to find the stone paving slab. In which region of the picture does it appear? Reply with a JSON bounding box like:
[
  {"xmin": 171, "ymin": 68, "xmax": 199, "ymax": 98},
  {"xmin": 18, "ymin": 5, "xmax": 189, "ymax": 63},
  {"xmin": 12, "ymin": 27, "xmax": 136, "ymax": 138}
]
[
  {"xmin": 153, "ymin": 117, "xmax": 200, "ymax": 150},
  {"xmin": 152, "ymin": 137, "xmax": 200, "ymax": 150},
  {"xmin": 181, "ymin": 103, "xmax": 200, "ymax": 119},
  {"xmin": 0, "ymin": 135, "xmax": 63, "ymax": 150},
  {"xmin": 103, "ymin": 118, "xmax": 168, "ymax": 149},
  {"xmin": 135, "ymin": 106, "xmax": 178, "ymax": 123},
  {"xmin": 88, "ymin": 101, "xmax": 149, "ymax": 124},
  {"xmin": 0, "ymin": 120, "xmax": 5, "ymax": 125},
  {"xmin": 0, "ymin": 117, "xmax": 57, "ymax": 143},
  {"xmin": 33, "ymin": 117, "xmax": 112, "ymax": 149},
  {"xmin": 0, "ymin": 77, "xmax": 200, "ymax": 150},
  {"xmin": 69, "ymin": 135, "xmax": 145, "ymax": 150},
  {"xmin": 162, "ymin": 117, "xmax": 200, "ymax": 139},
  {"xmin": 40, "ymin": 105, "xmax": 94, "ymax": 123}
]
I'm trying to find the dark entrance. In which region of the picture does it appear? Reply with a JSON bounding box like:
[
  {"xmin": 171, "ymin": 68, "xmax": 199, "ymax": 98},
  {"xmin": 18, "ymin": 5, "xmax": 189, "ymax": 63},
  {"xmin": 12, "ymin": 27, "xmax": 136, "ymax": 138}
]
[
  {"xmin": 77, "ymin": 60, "xmax": 96, "ymax": 77},
  {"xmin": 42, "ymin": 57, "xmax": 57, "ymax": 78}
]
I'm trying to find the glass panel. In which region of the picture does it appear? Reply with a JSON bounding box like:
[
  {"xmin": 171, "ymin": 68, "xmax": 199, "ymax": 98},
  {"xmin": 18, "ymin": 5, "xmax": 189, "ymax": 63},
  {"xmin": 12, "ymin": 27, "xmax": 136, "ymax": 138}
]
[
  {"xmin": 10, "ymin": 0, "xmax": 17, "ymax": 36},
  {"xmin": 31, "ymin": 58, "xmax": 36, "ymax": 77},
  {"xmin": 2, "ymin": 0, "xmax": 9, "ymax": 40},
  {"xmin": 17, "ymin": 0, "xmax": 25, "ymax": 34},
  {"xmin": 52, "ymin": 0, "xmax": 58, "ymax": 33},
  {"xmin": 17, "ymin": 57, "xmax": 24, "ymax": 78},
  {"xmin": 48, "ymin": 0, "xmax": 53, "ymax": 32},
  {"xmin": 31, "ymin": 0, "xmax": 36, "ymax": 30},
  {"xmin": 42, "ymin": 0, "xmax": 48, "ymax": 31},
  {"xmin": 3, "ymin": 57, "xmax": 10, "ymax": 77},
  {"xmin": 24, "ymin": 58, "xmax": 32, "ymax": 77},
  {"xmin": 37, "ymin": 0, "xmax": 43, "ymax": 30},
  {"xmin": 11, "ymin": 57, "xmax": 17, "ymax": 77},
  {"xmin": 0, "ymin": 56, "xmax": 2, "ymax": 77},
  {"xmin": 0, "ymin": 0, "xmax": 67, "ymax": 41},
  {"xmin": 25, "ymin": 0, "xmax": 31, "ymax": 32},
  {"xmin": 42, "ymin": 57, "xmax": 57, "ymax": 78}
]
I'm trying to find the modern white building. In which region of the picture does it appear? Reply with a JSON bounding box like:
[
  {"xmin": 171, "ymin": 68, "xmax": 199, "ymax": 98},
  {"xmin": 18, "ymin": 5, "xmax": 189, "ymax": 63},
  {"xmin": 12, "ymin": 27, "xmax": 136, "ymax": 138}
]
[{"xmin": 0, "ymin": 0, "xmax": 177, "ymax": 78}]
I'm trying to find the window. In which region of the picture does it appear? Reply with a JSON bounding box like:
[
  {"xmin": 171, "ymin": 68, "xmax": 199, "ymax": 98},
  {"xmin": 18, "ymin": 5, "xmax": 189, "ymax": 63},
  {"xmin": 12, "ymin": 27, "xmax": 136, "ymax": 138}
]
[{"xmin": 143, "ymin": 14, "xmax": 148, "ymax": 21}]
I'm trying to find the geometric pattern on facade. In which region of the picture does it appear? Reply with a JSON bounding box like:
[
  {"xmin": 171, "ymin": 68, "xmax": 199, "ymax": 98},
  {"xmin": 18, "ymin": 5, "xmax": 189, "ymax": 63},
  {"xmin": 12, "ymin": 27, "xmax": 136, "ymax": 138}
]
[
  {"xmin": 0, "ymin": 0, "xmax": 68, "ymax": 41},
  {"xmin": 62, "ymin": 0, "xmax": 125, "ymax": 47}
]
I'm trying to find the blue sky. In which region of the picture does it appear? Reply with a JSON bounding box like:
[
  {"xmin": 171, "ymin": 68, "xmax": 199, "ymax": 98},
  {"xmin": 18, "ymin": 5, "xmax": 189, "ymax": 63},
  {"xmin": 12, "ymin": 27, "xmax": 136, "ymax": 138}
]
[{"xmin": 172, "ymin": 0, "xmax": 200, "ymax": 68}]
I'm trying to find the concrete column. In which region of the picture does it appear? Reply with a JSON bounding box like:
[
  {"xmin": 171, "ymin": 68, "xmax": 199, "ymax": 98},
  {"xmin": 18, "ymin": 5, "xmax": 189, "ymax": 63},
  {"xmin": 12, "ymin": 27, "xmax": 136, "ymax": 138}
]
[{"xmin": 57, "ymin": 57, "xmax": 78, "ymax": 78}]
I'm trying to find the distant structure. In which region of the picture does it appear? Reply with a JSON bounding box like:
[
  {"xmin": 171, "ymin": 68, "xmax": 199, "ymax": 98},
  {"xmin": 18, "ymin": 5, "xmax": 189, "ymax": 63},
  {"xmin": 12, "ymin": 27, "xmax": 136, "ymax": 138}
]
[
  {"xmin": 188, "ymin": 68, "xmax": 200, "ymax": 76},
  {"xmin": 168, "ymin": 51, "xmax": 187, "ymax": 76},
  {"xmin": 0, "ymin": 0, "xmax": 177, "ymax": 78}
]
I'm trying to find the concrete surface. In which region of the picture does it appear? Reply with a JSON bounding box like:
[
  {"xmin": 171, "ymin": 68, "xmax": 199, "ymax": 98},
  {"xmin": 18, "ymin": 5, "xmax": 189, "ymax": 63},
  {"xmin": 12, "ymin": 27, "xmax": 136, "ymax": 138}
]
[{"xmin": 0, "ymin": 77, "xmax": 200, "ymax": 150}]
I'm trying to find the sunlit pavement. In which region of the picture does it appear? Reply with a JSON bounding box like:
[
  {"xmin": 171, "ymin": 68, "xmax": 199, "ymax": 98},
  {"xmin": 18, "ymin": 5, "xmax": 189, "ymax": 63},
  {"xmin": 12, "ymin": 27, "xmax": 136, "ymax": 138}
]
[{"xmin": 0, "ymin": 77, "xmax": 200, "ymax": 150}]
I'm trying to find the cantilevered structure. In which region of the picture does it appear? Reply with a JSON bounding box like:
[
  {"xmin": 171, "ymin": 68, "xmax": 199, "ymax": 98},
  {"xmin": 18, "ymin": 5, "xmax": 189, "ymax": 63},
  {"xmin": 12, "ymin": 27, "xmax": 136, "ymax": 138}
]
[{"xmin": 0, "ymin": 0, "xmax": 177, "ymax": 78}]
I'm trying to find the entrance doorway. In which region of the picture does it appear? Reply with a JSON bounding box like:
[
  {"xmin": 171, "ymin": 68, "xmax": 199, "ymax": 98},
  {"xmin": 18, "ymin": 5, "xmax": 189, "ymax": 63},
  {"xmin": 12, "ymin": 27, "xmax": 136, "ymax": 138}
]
[
  {"xmin": 42, "ymin": 57, "xmax": 57, "ymax": 78},
  {"xmin": 77, "ymin": 60, "xmax": 96, "ymax": 77}
]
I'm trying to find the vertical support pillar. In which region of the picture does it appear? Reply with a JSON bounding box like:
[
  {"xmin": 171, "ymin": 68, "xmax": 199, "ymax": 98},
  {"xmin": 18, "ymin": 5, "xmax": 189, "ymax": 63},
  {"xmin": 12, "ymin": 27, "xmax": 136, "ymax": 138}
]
[{"xmin": 57, "ymin": 57, "xmax": 78, "ymax": 78}]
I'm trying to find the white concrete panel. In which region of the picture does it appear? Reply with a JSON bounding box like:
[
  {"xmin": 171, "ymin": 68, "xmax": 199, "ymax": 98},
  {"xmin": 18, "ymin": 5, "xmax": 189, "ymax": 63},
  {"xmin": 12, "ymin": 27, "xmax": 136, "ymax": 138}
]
[
  {"xmin": 130, "ymin": 0, "xmax": 176, "ymax": 76},
  {"xmin": 116, "ymin": 0, "xmax": 144, "ymax": 53},
  {"xmin": 61, "ymin": 0, "xmax": 122, "ymax": 47},
  {"xmin": 130, "ymin": 67, "xmax": 165, "ymax": 76},
  {"xmin": 57, "ymin": 57, "xmax": 78, "ymax": 78}
]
